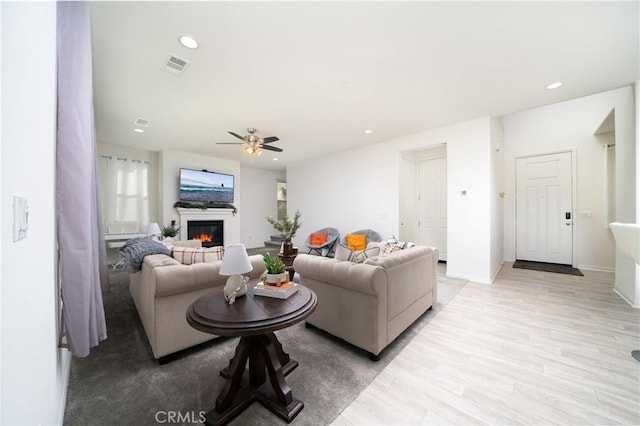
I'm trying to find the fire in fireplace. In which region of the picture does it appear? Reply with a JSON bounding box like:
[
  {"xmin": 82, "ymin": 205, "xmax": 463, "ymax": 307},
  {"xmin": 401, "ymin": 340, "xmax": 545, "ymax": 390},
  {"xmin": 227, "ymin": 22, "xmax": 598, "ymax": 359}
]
[{"xmin": 187, "ymin": 220, "xmax": 223, "ymax": 247}]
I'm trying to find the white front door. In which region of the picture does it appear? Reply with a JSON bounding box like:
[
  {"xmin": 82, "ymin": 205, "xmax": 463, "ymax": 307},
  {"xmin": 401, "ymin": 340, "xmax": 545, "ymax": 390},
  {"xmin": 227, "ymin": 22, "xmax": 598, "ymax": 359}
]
[
  {"xmin": 417, "ymin": 157, "xmax": 447, "ymax": 260},
  {"xmin": 516, "ymin": 152, "xmax": 573, "ymax": 264}
]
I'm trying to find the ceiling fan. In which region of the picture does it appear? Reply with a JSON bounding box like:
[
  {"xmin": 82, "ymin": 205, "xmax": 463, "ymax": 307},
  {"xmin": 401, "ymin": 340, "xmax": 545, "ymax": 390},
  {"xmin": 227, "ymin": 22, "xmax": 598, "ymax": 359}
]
[{"xmin": 216, "ymin": 128, "xmax": 283, "ymax": 157}]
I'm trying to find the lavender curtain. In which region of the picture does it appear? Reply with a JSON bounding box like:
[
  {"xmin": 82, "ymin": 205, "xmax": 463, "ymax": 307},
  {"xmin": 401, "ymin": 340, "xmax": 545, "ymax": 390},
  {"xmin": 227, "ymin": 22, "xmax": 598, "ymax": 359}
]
[{"xmin": 57, "ymin": 1, "xmax": 108, "ymax": 357}]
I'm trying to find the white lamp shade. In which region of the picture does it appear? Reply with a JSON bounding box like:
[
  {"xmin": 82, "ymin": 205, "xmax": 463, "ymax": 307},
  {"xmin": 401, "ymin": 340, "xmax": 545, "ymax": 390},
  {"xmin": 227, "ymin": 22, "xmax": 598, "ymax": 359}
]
[
  {"xmin": 219, "ymin": 243, "xmax": 253, "ymax": 276},
  {"xmin": 146, "ymin": 222, "xmax": 162, "ymax": 237}
]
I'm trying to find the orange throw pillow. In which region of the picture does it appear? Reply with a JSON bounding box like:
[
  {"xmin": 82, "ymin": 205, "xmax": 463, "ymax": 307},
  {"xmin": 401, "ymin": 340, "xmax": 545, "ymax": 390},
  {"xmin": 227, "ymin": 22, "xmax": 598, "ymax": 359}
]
[
  {"xmin": 310, "ymin": 233, "xmax": 328, "ymax": 246},
  {"xmin": 346, "ymin": 233, "xmax": 367, "ymax": 251}
]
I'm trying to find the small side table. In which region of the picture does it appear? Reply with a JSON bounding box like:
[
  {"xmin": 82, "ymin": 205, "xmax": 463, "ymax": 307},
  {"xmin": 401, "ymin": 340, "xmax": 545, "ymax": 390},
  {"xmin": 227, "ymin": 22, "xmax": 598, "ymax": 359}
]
[
  {"xmin": 186, "ymin": 282, "xmax": 317, "ymax": 425},
  {"xmin": 278, "ymin": 253, "xmax": 297, "ymax": 281}
]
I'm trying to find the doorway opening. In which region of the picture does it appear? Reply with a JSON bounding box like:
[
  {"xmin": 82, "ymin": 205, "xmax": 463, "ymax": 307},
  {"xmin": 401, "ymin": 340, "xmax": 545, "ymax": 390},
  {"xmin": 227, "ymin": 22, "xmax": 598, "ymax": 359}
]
[{"xmin": 399, "ymin": 144, "xmax": 447, "ymax": 261}]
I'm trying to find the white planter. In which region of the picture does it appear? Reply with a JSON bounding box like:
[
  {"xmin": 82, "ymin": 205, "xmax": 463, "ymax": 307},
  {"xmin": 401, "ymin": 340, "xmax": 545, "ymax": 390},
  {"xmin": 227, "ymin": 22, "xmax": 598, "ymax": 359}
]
[{"xmin": 266, "ymin": 272, "xmax": 288, "ymax": 285}]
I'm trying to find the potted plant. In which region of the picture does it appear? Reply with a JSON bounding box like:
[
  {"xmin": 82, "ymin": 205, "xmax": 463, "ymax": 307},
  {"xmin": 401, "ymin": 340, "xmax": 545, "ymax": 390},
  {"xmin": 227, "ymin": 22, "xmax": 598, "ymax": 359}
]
[
  {"xmin": 263, "ymin": 252, "xmax": 288, "ymax": 285},
  {"xmin": 265, "ymin": 210, "xmax": 302, "ymax": 255},
  {"xmin": 162, "ymin": 220, "xmax": 180, "ymax": 238}
]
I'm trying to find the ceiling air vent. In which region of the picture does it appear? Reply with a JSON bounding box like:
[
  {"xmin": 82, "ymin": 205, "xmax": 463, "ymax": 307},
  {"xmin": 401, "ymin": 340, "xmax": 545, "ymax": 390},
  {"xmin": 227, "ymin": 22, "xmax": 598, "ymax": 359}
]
[
  {"xmin": 134, "ymin": 118, "xmax": 151, "ymax": 127},
  {"xmin": 164, "ymin": 54, "xmax": 190, "ymax": 75}
]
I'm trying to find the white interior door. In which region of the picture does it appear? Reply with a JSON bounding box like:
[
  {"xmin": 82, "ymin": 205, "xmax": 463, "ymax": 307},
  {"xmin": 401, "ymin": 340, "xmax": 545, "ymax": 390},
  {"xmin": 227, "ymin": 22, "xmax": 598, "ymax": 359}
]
[
  {"xmin": 399, "ymin": 156, "xmax": 416, "ymax": 242},
  {"xmin": 516, "ymin": 152, "xmax": 573, "ymax": 264},
  {"xmin": 417, "ymin": 157, "xmax": 447, "ymax": 260}
]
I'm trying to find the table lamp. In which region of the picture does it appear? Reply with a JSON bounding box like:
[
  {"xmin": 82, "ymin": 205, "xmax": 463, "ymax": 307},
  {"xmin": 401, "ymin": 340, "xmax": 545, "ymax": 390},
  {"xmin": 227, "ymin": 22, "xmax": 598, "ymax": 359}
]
[
  {"xmin": 146, "ymin": 222, "xmax": 162, "ymax": 239},
  {"xmin": 219, "ymin": 243, "xmax": 253, "ymax": 304}
]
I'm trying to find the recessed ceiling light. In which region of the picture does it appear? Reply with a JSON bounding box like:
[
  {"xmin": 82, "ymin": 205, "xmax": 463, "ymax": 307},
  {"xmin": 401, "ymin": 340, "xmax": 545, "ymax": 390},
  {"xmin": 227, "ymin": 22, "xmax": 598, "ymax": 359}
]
[
  {"xmin": 179, "ymin": 35, "xmax": 199, "ymax": 49},
  {"xmin": 364, "ymin": 129, "xmax": 373, "ymax": 134},
  {"xmin": 546, "ymin": 81, "xmax": 563, "ymax": 90},
  {"xmin": 272, "ymin": 157, "xmax": 279, "ymax": 161},
  {"xmin": 133, "ymin": 128, "xmax": 144, "ymax": 133}
]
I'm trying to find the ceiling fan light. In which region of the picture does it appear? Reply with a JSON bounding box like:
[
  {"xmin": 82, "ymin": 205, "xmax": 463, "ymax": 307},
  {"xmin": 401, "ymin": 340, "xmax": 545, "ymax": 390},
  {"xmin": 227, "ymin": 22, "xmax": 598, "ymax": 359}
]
[{"xmin": 246, "ymin": 147, "xmax": 254, "ymax": 154}]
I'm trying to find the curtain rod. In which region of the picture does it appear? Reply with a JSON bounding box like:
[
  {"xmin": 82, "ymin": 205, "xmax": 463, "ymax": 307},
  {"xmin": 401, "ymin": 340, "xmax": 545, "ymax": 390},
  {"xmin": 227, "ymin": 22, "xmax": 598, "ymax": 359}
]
[{"xmin": 100, "ymin": 155, "xmax": 150, "ymax": 164}]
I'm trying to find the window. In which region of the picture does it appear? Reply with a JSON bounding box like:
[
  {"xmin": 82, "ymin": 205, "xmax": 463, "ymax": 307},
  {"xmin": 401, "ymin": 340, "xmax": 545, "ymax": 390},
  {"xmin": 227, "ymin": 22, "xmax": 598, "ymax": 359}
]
[
  {"xmin": 277, "ymin": 180, "xmax": 287, "ymax": 220},
  {"xmin": 99, "ymin": 156, "xmax": 149, "ymax": 232}
]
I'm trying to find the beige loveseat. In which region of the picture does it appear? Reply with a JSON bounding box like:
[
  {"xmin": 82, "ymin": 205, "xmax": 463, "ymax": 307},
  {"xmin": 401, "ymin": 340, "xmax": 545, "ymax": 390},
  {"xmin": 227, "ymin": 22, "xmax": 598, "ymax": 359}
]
[
  {"xmin": 293, "ymin": 246, "xmax": 438, "ymax": 359},
  {"xmin": 129, "ymin": 253, "xmax": 265, "ymax": 362}
]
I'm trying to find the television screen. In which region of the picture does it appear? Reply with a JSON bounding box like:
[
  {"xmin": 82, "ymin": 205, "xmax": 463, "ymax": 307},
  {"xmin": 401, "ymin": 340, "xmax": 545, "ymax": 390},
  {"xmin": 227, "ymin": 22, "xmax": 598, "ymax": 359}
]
[{"xmin": 179, "ymin": 168, "xmax": 234, "ymax": 203}]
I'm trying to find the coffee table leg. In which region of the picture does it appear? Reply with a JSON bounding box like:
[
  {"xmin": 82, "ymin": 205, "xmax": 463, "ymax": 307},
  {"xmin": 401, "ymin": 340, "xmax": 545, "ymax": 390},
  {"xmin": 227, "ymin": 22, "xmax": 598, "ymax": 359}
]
[
  {"xmin": 255, "ymin": 334, "xmax": 304, "ymax": 422},
  {"xmin": 208, "ymin": 333, "xmax": 303, "ymax": 425},
  {"xmin": 265, "ymin": 332, "xmax": 298, "ymax": 375},
  {"xmin": 214, "ymin": 336, "xmax": 252, "ymax": 413}
]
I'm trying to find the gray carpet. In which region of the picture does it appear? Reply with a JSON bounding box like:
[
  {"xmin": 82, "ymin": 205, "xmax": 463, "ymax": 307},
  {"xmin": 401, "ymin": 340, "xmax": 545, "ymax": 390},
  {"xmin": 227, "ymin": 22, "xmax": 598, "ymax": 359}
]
[{"xmin": 63, "ymin": 263, "xmax": 466, "ymax": 426}]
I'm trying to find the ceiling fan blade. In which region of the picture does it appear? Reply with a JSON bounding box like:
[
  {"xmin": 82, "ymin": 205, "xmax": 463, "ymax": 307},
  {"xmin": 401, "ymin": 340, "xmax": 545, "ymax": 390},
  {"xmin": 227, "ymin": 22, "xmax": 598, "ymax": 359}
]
[
  {"xmin": 261, "ymin": 145, "xmax": 283, "ymax": 152},
  {"xmin": 228, "ymin": 131, "xmax": 245, "ymax": 141},
  {"xmin": 262, "ymin": 136, "xmax": 279, "ymax": 144},
  {"xmin": 216, "ymin": 142, "xmax": 243, "ymax": 145}
]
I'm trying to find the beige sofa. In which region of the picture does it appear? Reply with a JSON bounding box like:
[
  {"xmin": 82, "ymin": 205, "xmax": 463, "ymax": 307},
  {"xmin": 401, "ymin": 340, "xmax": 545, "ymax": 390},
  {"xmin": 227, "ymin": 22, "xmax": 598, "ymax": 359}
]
[
  {"xmin": 293, "ymin": 246, "xmax": 438, "ymax": 359},
  {"xmin": 129, "ymin": 253, "xmax": 265, "ymax": 362}
]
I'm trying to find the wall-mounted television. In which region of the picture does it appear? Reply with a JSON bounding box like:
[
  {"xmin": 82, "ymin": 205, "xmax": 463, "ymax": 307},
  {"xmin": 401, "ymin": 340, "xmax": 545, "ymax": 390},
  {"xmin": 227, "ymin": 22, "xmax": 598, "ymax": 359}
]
[{"xmin": 179, "ymin": 168, "xmax": 234, "ymax": 204}]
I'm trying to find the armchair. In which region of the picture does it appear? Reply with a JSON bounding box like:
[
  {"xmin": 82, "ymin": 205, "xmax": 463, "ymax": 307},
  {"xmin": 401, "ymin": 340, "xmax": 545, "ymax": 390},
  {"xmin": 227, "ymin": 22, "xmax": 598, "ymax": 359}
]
[
  {"xmin": 305, "ymin": 227, "xmax": 340, "ymax": 257},
  {"xmin": 341, "ymin": 229, "xmax": 382, "ymax": 248}
]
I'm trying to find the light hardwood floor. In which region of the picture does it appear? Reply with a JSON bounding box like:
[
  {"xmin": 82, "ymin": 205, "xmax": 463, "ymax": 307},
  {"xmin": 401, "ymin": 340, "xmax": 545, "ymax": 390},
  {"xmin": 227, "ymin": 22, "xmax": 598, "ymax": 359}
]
[{"xmin": 334, "ymin": 264, "xmax": 640, "ymax": 425}]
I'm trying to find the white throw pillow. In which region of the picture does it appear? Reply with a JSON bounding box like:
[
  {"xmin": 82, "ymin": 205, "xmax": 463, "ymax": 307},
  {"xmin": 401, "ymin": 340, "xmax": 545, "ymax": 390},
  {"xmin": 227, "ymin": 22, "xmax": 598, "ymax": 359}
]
[
  {"xmin": 334, "ymin": 244, "xmax": 354, "ymax": 261},
  {"xmin": 335, "ymin": 244, "xmax": 380, "ymax": 263},
  {"xmin": 379, "ymin": 241, "xmax": 407, "ymax": 254},
  {"xmin": 352, "ymin": 246, "xmax": 380, "ymax": 263}
]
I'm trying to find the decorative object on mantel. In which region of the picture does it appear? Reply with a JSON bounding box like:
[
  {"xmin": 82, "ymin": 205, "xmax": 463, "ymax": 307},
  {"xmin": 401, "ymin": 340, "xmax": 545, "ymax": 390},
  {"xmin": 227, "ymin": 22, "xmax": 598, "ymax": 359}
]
[
  {"xmin": 173, "ymin": 201, "xmax": 237, "ymax": 215},
  {"xmin": 219, "ymin": 243, "xmax": 253, "ymax": 305},
  {"xmin": 265, "ymin": 210, "xmax": 302, "ymax": 256},
  {"xmin": 162, "ymin": 219, "xmax": 180, "ymax": 238}
]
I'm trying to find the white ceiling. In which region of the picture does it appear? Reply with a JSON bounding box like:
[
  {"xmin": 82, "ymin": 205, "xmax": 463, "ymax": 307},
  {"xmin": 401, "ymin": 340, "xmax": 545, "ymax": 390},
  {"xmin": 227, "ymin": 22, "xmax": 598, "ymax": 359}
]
[{"xmin": 90, "ymin": 1, "xmax": 639, "ymax": 170}]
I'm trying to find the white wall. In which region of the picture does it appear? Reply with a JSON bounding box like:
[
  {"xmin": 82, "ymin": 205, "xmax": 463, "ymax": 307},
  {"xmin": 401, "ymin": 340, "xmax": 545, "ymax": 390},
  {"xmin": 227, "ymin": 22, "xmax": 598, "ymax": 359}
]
[
  {"xmin": 0, "ymin": 3, "xmax": 4, "ymax": 419},
  {"xmin": 159, "ymin": 149, "xmax": 242, "ymax": 244},
  {"xmin": 490, "ymin": 117, "xmax": 505, "ymax": 280},
  {"xmin": 501, "ymin": 87, "xmax": 635, "ymax": 274},
  {"xmin": 288, "ymin": 117, "xmax": 497, "ymax": 283},
  {"xmin": 445, "ymin": 118, "xmax": 495, "ymax": 283},
  {"xmin": 239, "ymin": 166, "xmax": 286, "ymax": 249},
  {"xmin": 1, "ymin": 3, "xmax": 71, "ymax": 425}
]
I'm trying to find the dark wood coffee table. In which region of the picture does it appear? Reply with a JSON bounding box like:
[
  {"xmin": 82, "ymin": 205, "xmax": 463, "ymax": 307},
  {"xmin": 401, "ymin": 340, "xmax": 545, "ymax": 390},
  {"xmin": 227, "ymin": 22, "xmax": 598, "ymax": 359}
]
[{"xmin": 186, "ymin": 281, "xmax": 317, "ymax": 426}]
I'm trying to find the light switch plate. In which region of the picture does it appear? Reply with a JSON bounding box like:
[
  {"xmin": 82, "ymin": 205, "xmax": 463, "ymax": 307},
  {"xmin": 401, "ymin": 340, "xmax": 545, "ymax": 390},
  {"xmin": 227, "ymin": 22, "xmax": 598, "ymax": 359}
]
[{"xmin": 13, "ymin": 195, "xmax": 28, "ymax": 242}]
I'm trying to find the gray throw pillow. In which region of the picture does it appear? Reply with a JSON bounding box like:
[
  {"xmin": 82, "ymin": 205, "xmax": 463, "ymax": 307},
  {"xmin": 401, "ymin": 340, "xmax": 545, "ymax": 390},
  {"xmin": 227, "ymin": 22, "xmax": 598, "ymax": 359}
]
[{"xmin": 118, "ymin": 237, "xmax": 170, "ymax": 272}]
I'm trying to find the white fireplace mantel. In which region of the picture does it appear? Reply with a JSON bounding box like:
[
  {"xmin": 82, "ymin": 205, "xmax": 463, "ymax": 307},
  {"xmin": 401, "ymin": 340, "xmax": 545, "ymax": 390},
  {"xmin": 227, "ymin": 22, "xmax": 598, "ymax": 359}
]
[{"xmin": 176, "ymin": 208, "xmax": 239, "ymax": 246}]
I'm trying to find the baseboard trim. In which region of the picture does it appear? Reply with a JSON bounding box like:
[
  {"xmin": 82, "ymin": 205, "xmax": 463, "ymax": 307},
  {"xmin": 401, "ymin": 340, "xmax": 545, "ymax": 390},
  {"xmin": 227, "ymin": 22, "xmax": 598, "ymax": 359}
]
[
  {"xmin": 614, "ymin": 288, "xmax": 640, "ymax": 309},
  {"xmin": 577, "ymin": 265, "xmax": 615, "ymax": 273},
  {"xmin": 57, "ymin": 348, "xmax": 72, "ymax": 426},
  {"xmin": 446, "ymin": 272, "xmax": 491, "ymax": 285},
  {"xmin": 489, "ymin": 262, "xmax": 504, "ymax": 284}
]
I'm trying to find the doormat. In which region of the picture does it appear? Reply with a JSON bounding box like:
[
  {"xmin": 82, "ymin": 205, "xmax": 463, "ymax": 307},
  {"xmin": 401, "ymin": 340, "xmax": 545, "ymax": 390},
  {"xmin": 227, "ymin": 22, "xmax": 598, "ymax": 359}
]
[{"xmin": 513, "ymin": 260, "xmax": 583, "ymax": 276}]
